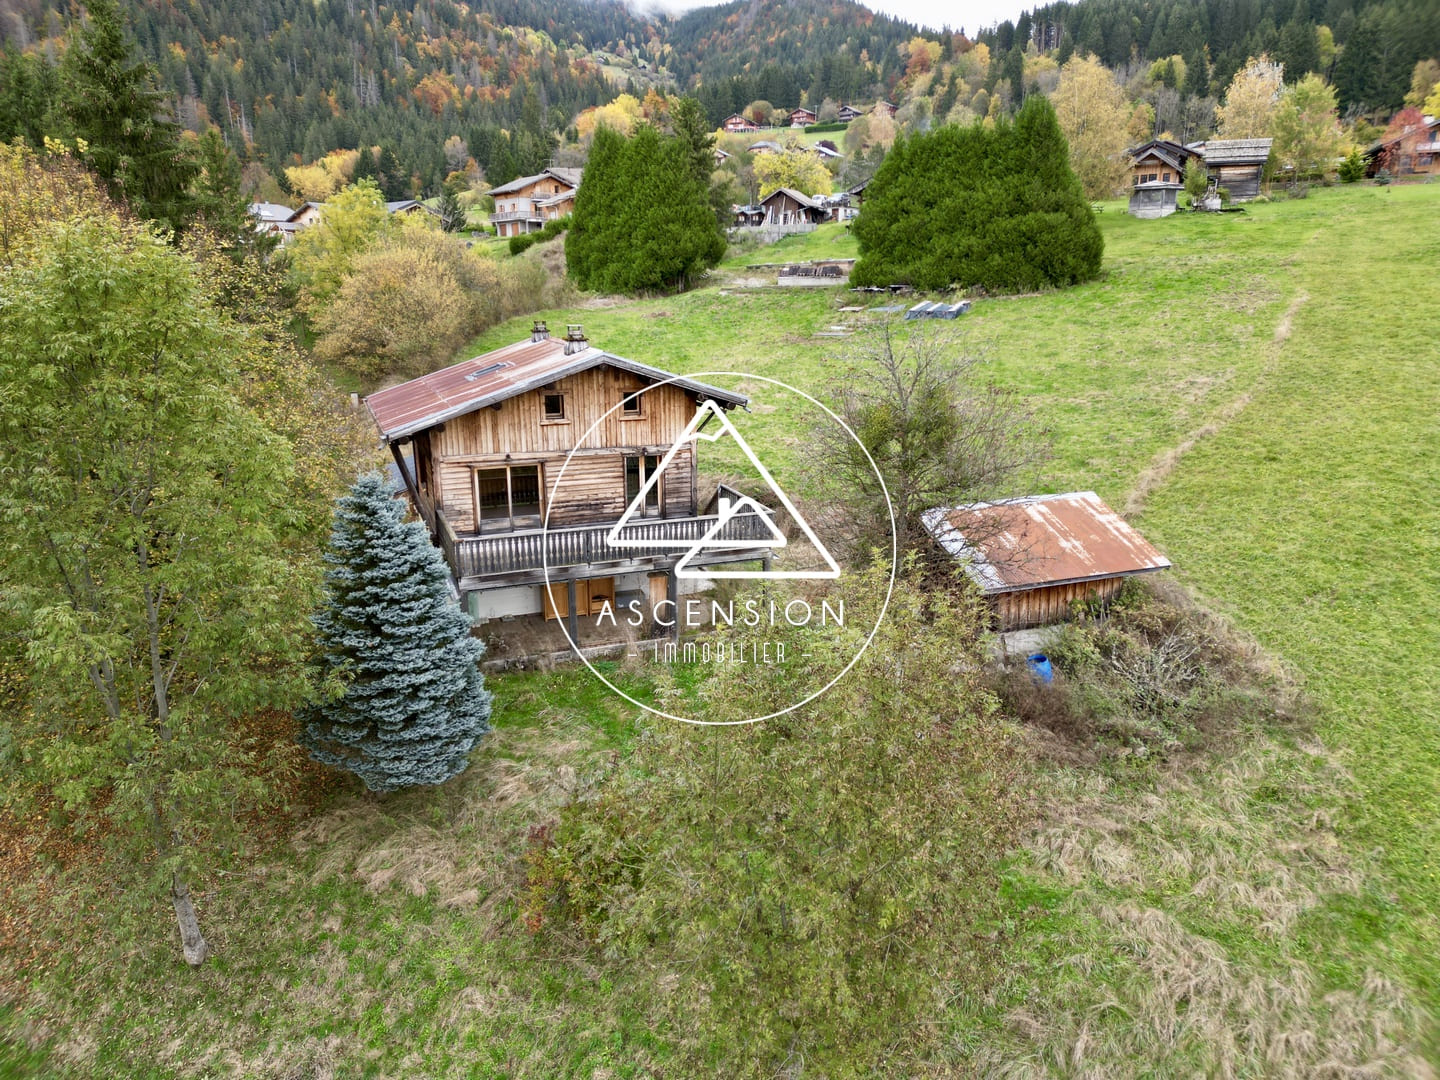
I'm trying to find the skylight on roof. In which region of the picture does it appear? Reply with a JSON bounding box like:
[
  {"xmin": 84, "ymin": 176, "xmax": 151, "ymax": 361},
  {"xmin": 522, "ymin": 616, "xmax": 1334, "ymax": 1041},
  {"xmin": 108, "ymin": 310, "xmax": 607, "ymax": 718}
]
[{"xmin": 465, "ymin": 362, "xmax": 509, "ymax": 382}]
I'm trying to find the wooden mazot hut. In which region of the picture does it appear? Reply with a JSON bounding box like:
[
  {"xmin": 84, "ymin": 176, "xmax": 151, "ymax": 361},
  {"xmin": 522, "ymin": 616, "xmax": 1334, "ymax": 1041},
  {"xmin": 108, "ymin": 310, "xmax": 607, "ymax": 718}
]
[{"xmin": 922, "ymin": 492, "xmax": 1171, "ymax": 630}]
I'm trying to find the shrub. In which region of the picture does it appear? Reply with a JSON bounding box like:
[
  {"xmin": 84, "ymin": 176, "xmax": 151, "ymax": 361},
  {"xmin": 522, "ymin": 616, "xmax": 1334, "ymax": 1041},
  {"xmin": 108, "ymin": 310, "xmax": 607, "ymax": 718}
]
[
  {"xmin": 507, "ymin": 213, "xmax": 570, "ymax": 255},
  {"xmin": 523, "ymin": 571, "xmax": 1029, "ymax": 1072},
  {"xmin": 989, "ymin": 579, "xmax": 1284, "ymax": 759}
]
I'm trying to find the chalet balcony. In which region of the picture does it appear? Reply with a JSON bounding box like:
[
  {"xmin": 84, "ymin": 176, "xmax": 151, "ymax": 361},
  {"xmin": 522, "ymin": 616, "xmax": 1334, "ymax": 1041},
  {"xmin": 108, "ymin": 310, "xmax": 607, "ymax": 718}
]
[
  {"xmin": 489, "ymin": 210, "xmax": 541, "ymax": 224},
  {"xmin": 435, "ymin": 507, "xmax": 773, "ymax": 586}
]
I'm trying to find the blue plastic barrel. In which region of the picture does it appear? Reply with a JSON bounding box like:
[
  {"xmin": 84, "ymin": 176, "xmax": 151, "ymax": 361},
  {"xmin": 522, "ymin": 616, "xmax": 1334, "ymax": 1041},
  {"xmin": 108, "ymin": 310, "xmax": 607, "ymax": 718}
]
[{"xmin": 1026, "ymin": 653, "xmax": 1054, "ymax": 684}]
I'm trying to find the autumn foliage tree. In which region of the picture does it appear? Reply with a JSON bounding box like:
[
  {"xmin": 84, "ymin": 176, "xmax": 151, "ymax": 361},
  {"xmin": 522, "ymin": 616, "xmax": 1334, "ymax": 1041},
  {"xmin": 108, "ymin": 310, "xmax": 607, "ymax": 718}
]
[
  {"xmin": 1271, "ymin": 74, "xmax": 1346, "ymax": 181},
  {"xmin": 1053, "ymin": 52, "xmax": 1132, "ymax": 200},
  {"xmin": 752, "ymin": 140, "xmax": 833, "ymax": 197},
  {"xmin": 1215, "ymin": 55, "xmax": 1285, "ymax": 138}
]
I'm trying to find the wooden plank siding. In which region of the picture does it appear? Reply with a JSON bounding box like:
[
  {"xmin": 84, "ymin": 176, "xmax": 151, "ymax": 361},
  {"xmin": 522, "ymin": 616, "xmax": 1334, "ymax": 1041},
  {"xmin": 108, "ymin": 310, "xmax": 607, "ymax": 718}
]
[
  {"xmin": 425, "ymin": 368, "xmax": 701, "ymax": 534},
  {"xmin": 994, "ymin": 578, "xmax": 1125, "ymax": 631},
  {"xmin": 1215, "ymin": 163, "xmax": 1264, "ymax": 201}
]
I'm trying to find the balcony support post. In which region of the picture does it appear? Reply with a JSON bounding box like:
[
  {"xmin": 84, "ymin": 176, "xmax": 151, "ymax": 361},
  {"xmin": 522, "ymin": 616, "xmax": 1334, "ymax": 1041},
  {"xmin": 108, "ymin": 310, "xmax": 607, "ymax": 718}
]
[{"xmin": 566, "ymin": 578, "xmax": 578, "ymax": 646}]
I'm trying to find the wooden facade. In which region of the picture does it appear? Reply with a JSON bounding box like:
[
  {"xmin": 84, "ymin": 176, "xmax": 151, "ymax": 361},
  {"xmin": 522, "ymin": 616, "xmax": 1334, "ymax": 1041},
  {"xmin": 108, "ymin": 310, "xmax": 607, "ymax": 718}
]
[
  {"xmin": 1366, "ymin": 117, "xmax": 1440, "ymax": 177},
  {"xmin": 759, "ymin": 188, "xmax": 824, "ymax": 226},
  {"xmin": 1197, "ymin": 139, "xmax": 1272, "ymax": 202},
  {"xmin": 366, "ymin": 329, "xmax": 773, "ymax": 645},
  {"xmin": 425, "ymin": 366, "xmax": 700, "ymax": 534},
  {"xmin": 487, "ymin": 168, "xmax": 581, "ymax": 238},
  {"xmin": 993, "ymin": 578, "xmax": 1126, "ymax": 631}
]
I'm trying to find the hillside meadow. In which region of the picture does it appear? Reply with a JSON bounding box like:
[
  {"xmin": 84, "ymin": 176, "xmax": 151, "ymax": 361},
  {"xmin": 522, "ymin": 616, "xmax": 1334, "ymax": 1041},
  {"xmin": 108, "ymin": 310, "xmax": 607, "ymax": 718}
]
[{"xmin": 3, "ymin": 184, "xmax": 1438, "ymax": 1075}]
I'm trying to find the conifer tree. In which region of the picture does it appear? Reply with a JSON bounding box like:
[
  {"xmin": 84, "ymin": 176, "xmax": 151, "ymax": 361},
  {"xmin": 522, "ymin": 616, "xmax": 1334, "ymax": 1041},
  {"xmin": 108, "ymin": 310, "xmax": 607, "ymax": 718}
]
[
  {"xmin": 300, "ymin": 474, "xmax": 492, "ymax": 793},
  {"xmin": 566, "ymin": 123, "xmax": 626, "ymax": 289},
  {"xmin": 59, "ymin": 0, "xmax": 197, "ymax": 232},
  {"xmin": 567, "ymin": 123, "xmax": 722, "ymax": 294},
  {"xmin": 852, "ymin": 96, "xmax": 1101, "ymax": 293}
]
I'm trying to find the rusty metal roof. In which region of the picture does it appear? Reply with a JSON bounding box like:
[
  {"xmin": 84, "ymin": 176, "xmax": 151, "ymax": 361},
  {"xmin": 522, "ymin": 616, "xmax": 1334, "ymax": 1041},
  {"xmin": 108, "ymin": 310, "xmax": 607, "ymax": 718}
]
[
  {"xmin": 921, "ymin": 492, "xmax": 1171, "ymax": 594},
  {"xmin": 364, "ymin": 335, "xmax": 748, "ymax": 442}
]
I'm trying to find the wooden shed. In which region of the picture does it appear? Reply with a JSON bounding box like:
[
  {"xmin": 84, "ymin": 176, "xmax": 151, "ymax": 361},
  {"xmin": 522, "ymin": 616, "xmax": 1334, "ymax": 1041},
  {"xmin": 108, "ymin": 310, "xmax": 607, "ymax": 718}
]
[
  {"xmin": 921, "ymin": 492, "xmax": 1171, "ymax": 631},
  {"xmin": 1197, "ymin": 138, "xmax": 1273, "ymax": 202}
]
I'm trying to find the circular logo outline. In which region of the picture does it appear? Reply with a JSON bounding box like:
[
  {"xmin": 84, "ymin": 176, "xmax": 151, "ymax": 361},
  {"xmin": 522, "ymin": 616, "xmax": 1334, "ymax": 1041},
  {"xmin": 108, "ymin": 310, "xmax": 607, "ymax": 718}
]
[{"xmin": 541, "ymin": 371, "xmax": 897, "ymax": 726}]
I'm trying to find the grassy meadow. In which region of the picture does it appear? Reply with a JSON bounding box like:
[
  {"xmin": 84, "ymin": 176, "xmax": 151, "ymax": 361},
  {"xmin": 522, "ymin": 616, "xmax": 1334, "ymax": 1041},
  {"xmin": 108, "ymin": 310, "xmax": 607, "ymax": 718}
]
[{"xmin": 4, "ymin": 183, "xmax": 1439, "ymax": 1076}]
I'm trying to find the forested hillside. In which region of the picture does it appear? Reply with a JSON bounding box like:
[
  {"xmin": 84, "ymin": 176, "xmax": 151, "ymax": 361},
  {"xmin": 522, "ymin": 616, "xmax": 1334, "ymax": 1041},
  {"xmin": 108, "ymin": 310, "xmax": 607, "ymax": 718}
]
[
  {"xmin": 0, "ymin": 0, "xmax": 657, "ymax": 190},
  {"xmin": 973, "ymin": 0, "xmax": 1440, "ymax": 114}
]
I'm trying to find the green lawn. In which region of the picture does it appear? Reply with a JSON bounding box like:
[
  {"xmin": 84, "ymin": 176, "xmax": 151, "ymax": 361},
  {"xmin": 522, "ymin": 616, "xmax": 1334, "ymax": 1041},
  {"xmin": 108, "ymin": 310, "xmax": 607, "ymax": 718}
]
[{"xmin": 6, "ymin": 185, "xmax": 1439, "ymax": 1075}]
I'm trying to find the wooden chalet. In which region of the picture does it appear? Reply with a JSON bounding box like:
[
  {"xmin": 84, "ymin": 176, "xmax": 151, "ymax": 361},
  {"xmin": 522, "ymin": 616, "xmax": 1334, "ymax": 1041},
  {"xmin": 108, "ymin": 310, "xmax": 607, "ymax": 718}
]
[
  {"xmin": 922, "ymin": 492, "xmax": 1171, "ymax": 631},
  {"xmin": 873, "ymin": 100, "xmax": 898, "ymax": 117},
  {"xmin": 486, "ymin": 167, "xmax": 582, "ymax": 238},
  {"xmin": 758, "ymin": 187, "xmax": 825, "ymax": 227},
  {"xmin": 837, "ymin": 104, "xmax": 863, "ymax": 123},
  {"xmin": 1195, "ymin": 138, "xmax": 1273, "ymax": 202},
  {"xmin": 733, "ymin": 204, "xmax": 766, "ymax": 227},
  {"xmin": 365, "ymin": 324, "xmax": 773, "ymax": 649},
  {"xmin": 789, "ymin": 107, "xmax": 818, "ymax": 127},
  {"xmin": 747, "ymin": 140, "xmax": 782, "ymax": 155},
  {"xmin": 723, "ymin": 113, "xmax": 760, "ymax": 133},
  {"xmin": 1126, "ymin": 139, "xmax": 1195, "ymax": 218},
  {"xmin": 1364, "ymin": 115, "xmax": 1440, "ymax": 177}
]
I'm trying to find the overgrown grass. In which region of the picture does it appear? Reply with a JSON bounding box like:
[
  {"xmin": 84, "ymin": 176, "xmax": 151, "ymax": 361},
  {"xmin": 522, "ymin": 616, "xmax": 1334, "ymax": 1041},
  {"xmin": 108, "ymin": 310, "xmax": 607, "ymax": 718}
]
[{"xmin": 6, "ymin": 185, "xmax": 1439, "ymax": 1075}]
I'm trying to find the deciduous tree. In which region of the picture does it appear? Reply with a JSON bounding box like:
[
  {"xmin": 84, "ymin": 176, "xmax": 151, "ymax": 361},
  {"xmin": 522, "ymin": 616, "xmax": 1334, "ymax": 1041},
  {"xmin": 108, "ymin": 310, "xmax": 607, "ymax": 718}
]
[
  {"xmin": 1052, "ymin": 53, "xmax": 1132, "ymax": 200},
  {"xmin": 809, "ymin": 323, "xmax": 1049, "ymax": 561},
  {"xmin": 286, "ymin": 179, "xmax": 392, "ymax": 314},
  {"xmin": 1271, "ymin": 74, "xmax": 1346, "ymax": 181},
  {"xmin": 752, "ymin": 141, "xmax": 833, "ymax": 197},
  {"xmin": 0, "ymin": 214, "xmax": 311, "ymax": 966},
  {"xmin": 1215, "ymin": 55, "xmax": 1284, "ymax": 138}
]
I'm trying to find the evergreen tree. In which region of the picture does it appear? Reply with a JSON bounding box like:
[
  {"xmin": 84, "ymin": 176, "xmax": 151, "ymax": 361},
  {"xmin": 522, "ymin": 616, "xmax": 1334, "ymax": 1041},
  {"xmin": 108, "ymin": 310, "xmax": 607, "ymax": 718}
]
[
  {"xmin": 59, "ymin": 0, "xmax": 197, "ymax": 232},
  {"xmin": 852, "ymin": 96, "xmax": 1101, "ymax": 293},
  {"xmin": 566, "ymin": 123, "xmax": 626, "ymax": 289},
  {"xmin": 1277, "ymin": 0, "xmax": 1320, "ymax": 82},
  {"xmin": 1003, "ymin": 45, "xmax": 1026, "ymax": 103},
  {"xmin": 300, "ymin": 474, "xmax": 492, "ymax": 794},
  {"xmin": 568, "ymin": 123, "xmax": 722, "ymax": 295},
  {"xmin": 1182, "ymin": 47, "xmax": 1210, "ymax": 98},
  {"xmin": 191, "ymin": 129, "xmax": 250, "ymax": 242}
]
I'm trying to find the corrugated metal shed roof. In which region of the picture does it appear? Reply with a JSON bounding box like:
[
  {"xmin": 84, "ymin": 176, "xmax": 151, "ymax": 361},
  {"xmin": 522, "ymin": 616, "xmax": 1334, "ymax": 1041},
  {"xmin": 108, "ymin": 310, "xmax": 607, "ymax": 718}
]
[
  {"xmin": 1201, "ymin": 138, "xmax": 1273, "ymax": 165},
  {"xmin": 921, "ymin": 491, "xmax": 1171, "ymax": 594},
  {"xmin": 365, "ymin": 336, "xmax": 748, "ymax": 442}
]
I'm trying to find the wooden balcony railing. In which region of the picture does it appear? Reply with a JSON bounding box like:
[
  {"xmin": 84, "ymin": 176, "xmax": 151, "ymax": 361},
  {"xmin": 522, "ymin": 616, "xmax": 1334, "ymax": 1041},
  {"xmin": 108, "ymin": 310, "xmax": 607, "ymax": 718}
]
[
  {"xmin": 489, "ymin": 210, "xmax": 541, "ymax": 223},
  {"xmin": 436, "ymin": 508, "xmax": 773, "ymax": 580}
]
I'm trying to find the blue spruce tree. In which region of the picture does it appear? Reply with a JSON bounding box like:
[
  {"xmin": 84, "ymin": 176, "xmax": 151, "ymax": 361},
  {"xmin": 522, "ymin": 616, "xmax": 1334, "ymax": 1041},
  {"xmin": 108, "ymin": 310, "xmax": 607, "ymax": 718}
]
[{"xmin": 301, "ymin": 473, "xmax": 492, "ymax": 792}]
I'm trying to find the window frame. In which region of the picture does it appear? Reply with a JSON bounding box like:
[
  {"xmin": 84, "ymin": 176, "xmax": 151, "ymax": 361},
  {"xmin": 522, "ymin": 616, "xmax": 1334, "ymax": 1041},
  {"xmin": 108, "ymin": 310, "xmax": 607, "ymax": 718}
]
[
  {"xmin": 619, "ymin": 389, "xmax": 645, "ymax": 420},
  {"xmin": 472, "ymin": 463, "xmax": 544, "ymax": 533},
  {"xmin": 541, "ymin": 391, "xmax": 569, "ymax": 425}
]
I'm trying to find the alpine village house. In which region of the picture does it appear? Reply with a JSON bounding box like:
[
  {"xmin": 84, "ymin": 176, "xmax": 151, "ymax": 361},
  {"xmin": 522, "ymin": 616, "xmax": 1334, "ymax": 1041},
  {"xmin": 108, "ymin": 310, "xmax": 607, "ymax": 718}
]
[
  {"xmin": 485, "ymin": 167, "xmax": 582, "ymax": 239},
  {"xmin": 364, "ymin": 324, "xmax": 774, "ymax": 657}
]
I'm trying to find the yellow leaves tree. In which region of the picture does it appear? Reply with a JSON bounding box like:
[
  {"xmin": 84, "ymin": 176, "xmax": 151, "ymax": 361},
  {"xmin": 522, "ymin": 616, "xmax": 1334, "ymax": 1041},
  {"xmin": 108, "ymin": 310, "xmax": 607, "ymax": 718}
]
[
  {"xmin": 1052, "ymin": 53, "xmax": 1132, "ymax": 200},
  {"xmin": 286, "ymin": 180, "xmax": 392, "ymax": 315},
  {"xmin": 753, "ymin": 142, "xmax": 833, "ymax": 198},
  {"xmin": 904, "ymin": 36, "xmax": 942, "ymax": 77},
  {"xmin": 1215, "ymin": 55, "xmax": 1285, "ymax": 139},
  {"xmin": 313, "ymin": 245, "xmax": 469, "ymax": 380},
  {"xmin": 284, "ymin": 149, "xmax": 360, "ymax": 201},
  {"xmin": 575, "ymin": 93, "xmax": 644, "ymax": 140}
]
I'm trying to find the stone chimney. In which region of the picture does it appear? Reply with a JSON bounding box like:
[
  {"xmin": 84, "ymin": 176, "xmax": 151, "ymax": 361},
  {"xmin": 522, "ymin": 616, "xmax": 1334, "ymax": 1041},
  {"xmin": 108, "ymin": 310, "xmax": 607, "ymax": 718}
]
[
  {"xmin": 563, "ymin": 324, "xmax": 588, "ymax": 355},
  {"xmin": 531, "ymin": 320, "xmax": 549, "ymax": 342}
]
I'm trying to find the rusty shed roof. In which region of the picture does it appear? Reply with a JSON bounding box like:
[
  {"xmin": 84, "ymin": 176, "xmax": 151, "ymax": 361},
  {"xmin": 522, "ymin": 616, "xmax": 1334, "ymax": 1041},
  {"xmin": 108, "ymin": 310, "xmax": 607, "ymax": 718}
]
[
  {"xmin": 921, "ymin": 492, "xmax": 1171, "ymax": 594},
  {"xmin": 365, "ymin": 335, "xmax": 748, "ymax": 442}
]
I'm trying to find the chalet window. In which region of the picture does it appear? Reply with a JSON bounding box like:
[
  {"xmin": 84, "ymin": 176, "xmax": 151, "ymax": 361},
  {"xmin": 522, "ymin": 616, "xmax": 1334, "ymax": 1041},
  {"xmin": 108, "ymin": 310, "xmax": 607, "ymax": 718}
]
[
  {"xmin": 620, "ymin": 390, "xmax": 644, "ymax": 418},
  {"xmin": 542, "ymin": 392, "xmax": 568, "ymax": 423},
  {"xmin": 624, "ymin": 454, "xmax": 663, "ymax": 517},
  {"xmin": 473, "ymin": 464, "xmax": 542, "ymax": 533}
]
